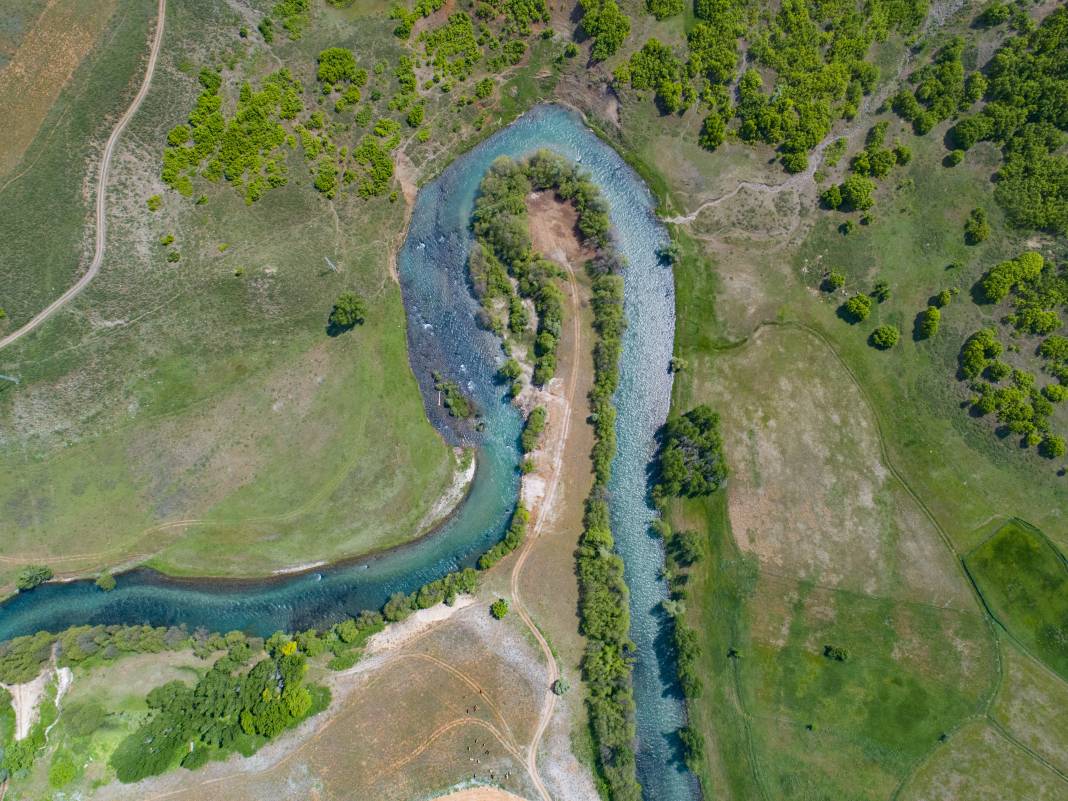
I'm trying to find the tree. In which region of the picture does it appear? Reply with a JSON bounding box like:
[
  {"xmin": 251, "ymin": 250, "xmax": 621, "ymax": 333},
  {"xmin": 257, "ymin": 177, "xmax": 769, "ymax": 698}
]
[
  {"xmin": 329, "ymin": 291, "xmax": 366, "ymax": 330},
  {"xmin": 657, "ymin": 405, "xmax": 728, "ymax": 497},
  {"xmin": 316, "ymin": 48, "xmax": 358, "ymax": 85},
  {"xmin": 842, "ymin": 293, "xmax": 872, "ymax": 322},
  {"xmin": 96, "ymin": 573, "xmax": 117, "ymax": 592},
  {"xmin": 964, "ymin": 207, "xmax": 990, "ymax": 245},
  {"xmin": 16, "ymin": 565, "xmax": 53, "ymax": 591},
  {"xmin": 698, "ymin": 113, "xmax": 726, "ymax": 151},
  {"xmin": 918, "ymin": 306, "xmax": 941, "ymax": 338},
  {"xmin": 870, "ymin": 325, "xmax": 900, "ymax": 349},
  {"xmin": 1039, "ymin": 434, "xmax": 1066, "ymax": 459},
  {"xmin": 823, "ymin": 270, "xmax": 846, "ymax": 291},
  {"xmin": 840, "ymin": 174, "xmax": 875, "ymax": 211},
  {"xmin": 490, "ymin": 598, "xmax": 509, "ymax": 619},
  {"xmin": 872, "ymin": 281, "xmax": 890, "ymax": 303}
]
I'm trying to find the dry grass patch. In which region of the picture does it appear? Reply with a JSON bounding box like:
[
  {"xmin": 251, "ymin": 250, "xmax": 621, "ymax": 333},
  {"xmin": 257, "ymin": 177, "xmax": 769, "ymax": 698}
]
[
  {"xmin": 700, "ymin": 325, "xmax": 971, "ymax": 607},
  {"xmin": 0, "ymin": 0, "xmax": 118, "ymax": 179},
  {"xmin": 990, "ymin": 642, "xmax": 1068, "ymax": 775},
  {"xmin": 899, "ymin": 720, "xmax": 1067, "ymax": 801}
]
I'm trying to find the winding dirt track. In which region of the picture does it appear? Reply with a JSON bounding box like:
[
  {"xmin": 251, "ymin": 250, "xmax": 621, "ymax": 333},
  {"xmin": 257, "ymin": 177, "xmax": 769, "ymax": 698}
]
[
  {"xmin": 0, "ymin": 0, "xmax": 167, "ymax": 352},
  {"xmin": 508, "ymin": 253, "xmax": 583, "ymax": 801}
]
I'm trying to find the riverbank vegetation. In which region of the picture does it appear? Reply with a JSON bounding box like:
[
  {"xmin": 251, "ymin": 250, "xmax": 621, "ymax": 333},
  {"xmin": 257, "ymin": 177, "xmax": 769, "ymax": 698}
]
[{"xmin": 467, "ymin": 146, "xmax": 641, "ymax": 799}]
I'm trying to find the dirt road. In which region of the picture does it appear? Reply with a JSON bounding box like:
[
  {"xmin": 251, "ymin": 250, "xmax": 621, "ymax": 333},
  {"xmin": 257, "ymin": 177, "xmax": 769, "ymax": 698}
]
[{"xmin": 508, "ymin": 248, "xmax": 583, "ymax": 801}]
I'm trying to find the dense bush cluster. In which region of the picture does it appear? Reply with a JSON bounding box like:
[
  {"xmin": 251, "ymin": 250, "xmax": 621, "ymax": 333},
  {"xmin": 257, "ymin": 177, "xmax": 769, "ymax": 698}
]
[
  {"xmin": 458, "ymin": 153, "xmax": 644, "ymax": 800},
  {"xmin": 162, "ymin": 68, "xmax": 302, "ymax": 203},
  {"xmin": 613, "ymin": 0, "xmax": 924, "ymax": 168},
  {"xmin": 521, "ymin": 405, "xmax": 547, "ymax": 452},
  {"xmin": 891, "ymin": 37, "xmax": 984, "ymax": 134},
  {"xmin": 432, "ymin": 371, "xmax": 475, "ymax": 418},
  {"xmin": 579, "ymin": 0, "xmax": 632, "ymax": 61},
  {"xmin": 977, "ymin": 251, "xmax": 1045, "ymax": 304},
  {"xmin": 382, "ymin": 568, "xmax": 480, "ymax": 622},
  {"xmin": 739, "ymin": 0, "xmax": 922, "ymax": 168},
  {"xmin": 655, "ymin": 405, "xmax": 728, "ymax": 498},
  {"xmin": 958, "ymin": 249, "xmax": 1068, "ymax": 455},
  {"xmin": 15, "ymin": 565, "xmax": 52, "ymax": 591},
  {"xmin": 616, "ymin": 39, "xmax": 690, "ymax": 114},
  {"xmin": 471, "ymin": 152, "xmax": 612, "ymax": 389},
  {"xmin": 390, "ymin": 0, "xmax": 446, "ymax": 38},
  {"xmin": 943, "ymin": 8, "xmax": 1068, "ymax": 234},
  {"xmin": 271, "ymin": 0, "xmax": 311, "ymax": 40},
  {"xmin": 419, "ymin": 12, "xmax": 483, "ymax": 83},
  {"xmin": 109, "ymin": 641, "xmax": 321, "ymax": 782}
]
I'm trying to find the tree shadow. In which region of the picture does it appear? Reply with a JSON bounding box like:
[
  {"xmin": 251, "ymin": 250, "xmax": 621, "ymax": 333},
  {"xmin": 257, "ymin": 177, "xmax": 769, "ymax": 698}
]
[
  {"xmin": 836, "ymin": 303, "xmax": 865, "ymax": 324},
  {"xmin": 912, "ymin": 310, "xmax": 930, "ymax": 342},
  {"xmin": 326, "ymin": 320, "xmax": 356, "ymax": 337}
]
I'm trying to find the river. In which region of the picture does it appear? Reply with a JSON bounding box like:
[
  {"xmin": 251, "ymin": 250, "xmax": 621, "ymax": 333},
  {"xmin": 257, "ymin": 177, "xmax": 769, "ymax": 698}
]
[{"xmin": 0, "ymin": 104, "xmax": 695, "ymax": 801}]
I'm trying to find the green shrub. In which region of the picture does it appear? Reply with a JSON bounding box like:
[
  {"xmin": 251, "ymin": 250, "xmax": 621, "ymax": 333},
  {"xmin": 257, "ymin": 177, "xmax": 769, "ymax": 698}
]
[
  {"xmin": 656, "ymin": 405, "xmax": 728, "ymax": 498},
  {"xmin": 521, "ymin": 406, "xmax": 548, "ymax": 452},
  {"xmin": 48, "ymin": 756, "xmax": 77, "ymax": 788},
  {"xmin": 579, "ymin": 0, "xmax": 631, "ymax": 61},
  {"xmin": 870, "ymin": 325, "xmax": 900, "ymax": 349},
  {"xmin": 918, "ymin": 306, "xmax": 941, "ymax": 338},
  {"xmin": 977, "ymin": 251, "xmax": 1043, "ymax": 302},
  {"xmin": 16, "ymin": 565, "xmax": 53, "ymax": 591},
  {"xmin": 964, "ymin": 207, "xmax": 991, "ymax": 244},
  {"xmin": 1039, "ymin": 434, "xmax": 1066, "ymax": 459},
  {"xmin": 316, "ymin": 48, "xmax": 358, "ymax": 85},
  {"xmin": 490, "ymin": 598, "xmax": 509, "ymax": 619},
  {"xmin": 823, "ymin": 270, "xmax": 845, "ymax": 291},
  {"xmin": 96, "ymin": 573, "xmax": 117, "ymax": 592},
  {"xmin": 842, "ymin": 293, "xmax": 872, "ymax": 322},
  {"xmin": 329, "ymin": 291, "xmax": 366, "ymax": 329}
]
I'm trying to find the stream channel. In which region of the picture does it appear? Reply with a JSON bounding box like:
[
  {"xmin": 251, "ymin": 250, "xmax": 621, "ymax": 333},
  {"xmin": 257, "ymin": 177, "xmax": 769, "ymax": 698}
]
[{"xmin": 0, "ymin": 104, "xmax": 695, "ymax": 801}]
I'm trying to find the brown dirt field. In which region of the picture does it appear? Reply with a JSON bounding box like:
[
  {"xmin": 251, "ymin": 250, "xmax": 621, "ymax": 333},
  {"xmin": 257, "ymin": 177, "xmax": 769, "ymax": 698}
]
[
  {"xmin": 433, "ymin": 790, "xmax": 530, "ymax": 801},
  {"xmin": 526, "ymin": 192, "xmax": 596, "ymax": 267},
  {"xmin": 0, "ymin": 0, "xmax": 118, "ymax": 179},
  {"xmin": 96, "ymin": 602, "xmax": 580, "ymax": 801}
]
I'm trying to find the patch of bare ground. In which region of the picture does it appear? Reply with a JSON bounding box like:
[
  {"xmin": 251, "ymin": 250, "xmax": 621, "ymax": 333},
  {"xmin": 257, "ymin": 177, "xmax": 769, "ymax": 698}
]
[
  {"xmin": 526, "ymin": 192, "xmax": 596, "ymax": 268},
  {"xmin": 96, "ymin": 597, "xmax": 596, "ymax": 801},
  {"xmin": 700, "ymin": 325, "xmax": 972, "ymax": 607},
  {"xmin": 0, "ymin": 0, "xmax": 118, "ymax": 179},
  {"xmin": 431, "ymin": 790, "xmax": 530, "ymax": 801},
  {"xmin": 1, "ymin": 669, "xmax": 51, "ymax": 741}
]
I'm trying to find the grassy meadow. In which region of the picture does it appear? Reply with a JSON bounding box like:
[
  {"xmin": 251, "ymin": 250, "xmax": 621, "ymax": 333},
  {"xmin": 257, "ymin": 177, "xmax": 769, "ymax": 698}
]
[
  {"xmin": 0, "ymin": 0, "xmax": 465, "ymax": 586},
  {"xmin": 587, "ymin": 1, "xmax": 1068, "ymax": 797}
]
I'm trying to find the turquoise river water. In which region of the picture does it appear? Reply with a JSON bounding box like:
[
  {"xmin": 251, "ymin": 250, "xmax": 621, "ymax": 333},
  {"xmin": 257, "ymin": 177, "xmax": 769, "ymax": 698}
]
[{"xmin": 0, "ymin": 104, "xmax": 696, "ymax": 801}]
